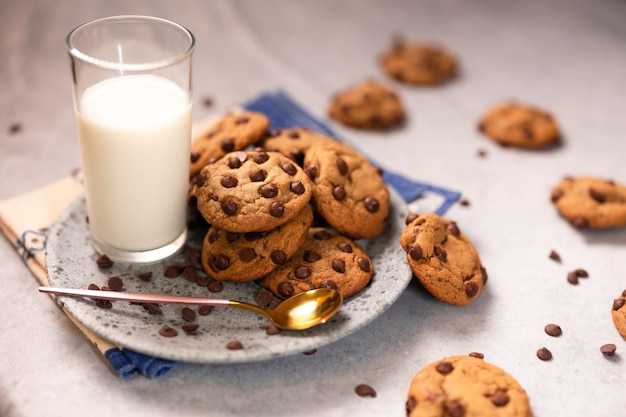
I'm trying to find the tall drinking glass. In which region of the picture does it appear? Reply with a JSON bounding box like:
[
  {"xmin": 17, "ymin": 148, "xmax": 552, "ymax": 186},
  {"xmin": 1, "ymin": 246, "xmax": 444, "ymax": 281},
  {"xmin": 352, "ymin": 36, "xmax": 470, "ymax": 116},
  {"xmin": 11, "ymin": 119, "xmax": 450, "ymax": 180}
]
[{"xmin": 67, "ymin": 16, "xmax": 195, "ymax": 263}]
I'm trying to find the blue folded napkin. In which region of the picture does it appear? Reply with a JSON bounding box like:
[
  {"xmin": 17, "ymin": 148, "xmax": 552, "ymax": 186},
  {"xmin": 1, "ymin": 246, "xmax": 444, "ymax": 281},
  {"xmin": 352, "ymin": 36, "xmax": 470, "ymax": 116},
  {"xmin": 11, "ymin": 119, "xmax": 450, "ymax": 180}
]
[{"xmin": 102, "ymin": 90, "xmax": 460, "ymax": 378}]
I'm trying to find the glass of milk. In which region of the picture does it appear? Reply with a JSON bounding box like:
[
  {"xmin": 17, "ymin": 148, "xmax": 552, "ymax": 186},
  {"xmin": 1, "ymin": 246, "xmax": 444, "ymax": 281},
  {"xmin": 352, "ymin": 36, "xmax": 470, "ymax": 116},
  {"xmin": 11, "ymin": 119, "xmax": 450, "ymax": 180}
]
[{"xmin": 67, "ymin": 16, "xmax": 195, "ymax": 263}]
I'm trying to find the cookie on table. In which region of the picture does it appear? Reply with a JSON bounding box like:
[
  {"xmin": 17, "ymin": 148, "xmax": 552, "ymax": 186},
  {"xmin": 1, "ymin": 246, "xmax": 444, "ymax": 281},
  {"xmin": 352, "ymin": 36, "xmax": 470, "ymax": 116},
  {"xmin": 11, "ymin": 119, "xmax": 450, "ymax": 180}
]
[
  {"xmin": 400, "ymin": 212, "xmax": 487, "ymax": 306},
  {"xmin": 256, "ymin": 227, "xmax": 373, "ymax": 299},
  {"xmin": 195, "ymin": 150, "xmax": 313, "ymax": 233},
  {"xmin": 201, "ymin": 204, "xmax": 313, "ymax": 282},
  {"xmin": 303, "ymin": 140, "xmax": 390, "ymax": 239},
  {"xmin": 611, "ymin": 289, "xmax": 626, "ymax": 340},
  {"xmin": 261, "ymin": 128, "xmax": 338, "ymax": 166},
  {"xmin": 406, "ymin": 355, "xmax": 533, "ymax": 417},
  {"xmin": 190, "ymin": 111, "xmax": 269, "ymax": 179},
  {"xmin": 550, "ymin": 176, "xmax": 626, "ymax": 229},
  {"xmin": 328, "ymin": 79, "xmax": 405, "ymax": 130},
  {"xmin": 478, "ymin": 102, "xmax": 560, "ymax": 149},
  {"xmin": 380, "ymin": 38, "xmax": 457, "ymax": 85}
]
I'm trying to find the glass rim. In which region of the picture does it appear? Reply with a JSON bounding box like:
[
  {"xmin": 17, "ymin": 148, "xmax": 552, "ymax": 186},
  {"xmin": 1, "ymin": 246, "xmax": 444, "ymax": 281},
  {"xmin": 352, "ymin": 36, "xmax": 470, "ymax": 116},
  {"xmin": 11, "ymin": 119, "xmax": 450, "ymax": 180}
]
[{"xmin": 66, "ymin": 15, "xmax": 195, "ymax": 72}]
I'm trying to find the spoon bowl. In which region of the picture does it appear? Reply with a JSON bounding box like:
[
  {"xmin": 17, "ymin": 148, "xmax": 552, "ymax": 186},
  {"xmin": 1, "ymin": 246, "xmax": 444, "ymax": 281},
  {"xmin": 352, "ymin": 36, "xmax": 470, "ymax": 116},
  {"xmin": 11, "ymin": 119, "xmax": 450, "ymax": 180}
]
[{"xmin": 39, "ymin": 286, "xmax": 343, "ymax": 331}]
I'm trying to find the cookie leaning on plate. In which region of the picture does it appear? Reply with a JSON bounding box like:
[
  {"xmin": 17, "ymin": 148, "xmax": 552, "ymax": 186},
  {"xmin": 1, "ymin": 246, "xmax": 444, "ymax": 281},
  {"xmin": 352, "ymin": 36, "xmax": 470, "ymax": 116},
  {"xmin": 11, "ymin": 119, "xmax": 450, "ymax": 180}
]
[
  {"xmin": 189, "ymin": 111, "xmax": 269, "ymax": 179},
  {"xmin": 328, "ymin": 79, "xmax": 405, "ymax": 130},
  {"xmin": 550, "ymin": 176, "xmax": 626, "ymax": 229},
  {"xmin": 405, "ymin": 355, "xmax": 533, "ymax": 417},
  {"xmin": 400, "ymin": 212, "xmax": 487, "ymax": 306},
  {"xmin": 478, "ymin": 102, "xmax": 560, "ymax": 149},
  {"xmin": 256, "ymin": 227, "xmax": 373, "ymax": 299},
  {"xmin": 195, "ymin": 149, "xmax": 313, "ymax": 233},
  {"xmin": 380, "ymin": 38, "xmax": 457, "ymax": 85},
  {"xmin": 201, "ymin": 204, "xmax": 313, "ymax": 282}
]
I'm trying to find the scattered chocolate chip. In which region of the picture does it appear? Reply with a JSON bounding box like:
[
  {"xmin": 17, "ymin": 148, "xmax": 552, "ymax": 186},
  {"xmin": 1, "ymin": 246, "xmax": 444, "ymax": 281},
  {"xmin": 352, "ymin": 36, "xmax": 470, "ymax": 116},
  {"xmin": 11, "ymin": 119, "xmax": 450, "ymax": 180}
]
[
  {"xmin": 255, "ymin": 290, "xmax": 274, "ymax": 306},
  {"xmin": 221, "ymin": 138, "xmax": 235, "ymax": 152},
  {"xmin": 88, "ymin": 283, "xmax": 100, "ymax": 291},
  {"xmin": 220, "ymin": 175, "xmax": 238, "ymax": 188},
  {"xmin": 537, "ymin": 347, "xmax": 552, "ymax": 361},
  {"xmin": 458, "ymin": 198, "xmax": 470, "ymax": 207},
  {"xmin": 468, "ymin": 352, "xmax": 484, "ymax": 359},
  {"xmin": 143, "ymin": 303, "xmax": 163, "ymax": 315},
  {"xmin": 159, "ymin": 326, "xmax": 178, "ymax": 337},
  {"xmin": 337, "ymin": 242, "xmax": 353, "ymax": 253},
  {"xmin": 8, "ymin": 122, "xmax": 22, "ymax": 134},
  {"xmin": 613, "ymin": 298, "xmax": 625, "ymax": 311},
  {"xmin": 95, "ymin": 299, "xmax": 112, "ymax": 309},
  {"xmin": 364, "ymin": 196, "xmax": 380, "ymax": 213},
  {"xmin": 183, "ymin": 266, "xmax": 199, "ymax": 282},
  {"xmin": 405, "ymin": 213, "xmax": 419, "ymax": 224},
  {"xmin": 477, "ymin": 149, "xmax": 488, "ymax": 158},
  {"xmin": 589, "ymin": 188, "xmax": 606, "ymax": 203},
  {"xmin": 181, "ymin": 307, "xmax": 196, "ymax": 322},
  {"xmin": 448, "ymin": 221, "xmax": 460, "ymax": 236},
  {"xmin": 107, "ymin": 276, "xmax": 123, "ymax": 291},
  {"xmin": 221, "ymin": 200, "xmax": 238, "ymax": 215},
  {"xmin": 137, "ymin": 272, "xmax": 153, "ymax": 282},
  {"xmin": 357, "ymin": 257, "xmax": 371, "ymax": 272},
  {"xmin": 465, "ymin": 281, "xmax": 478, "ymax": 297},
  {"xmin": 567, "ymin": 271, "xmax": 579, "ymax": 285},
  {"xmin": 198, "ymin": 305, "xmax": 214, "ymax": 316},
  {"xmin": 278, "ymin": 282, "xmax": 294, "ymax": 297},
  {"xmin": 181, "ymin": 324, "xmax": 199, "ymax": 335},
  {"xmin": 336, "ymin": 158, "xmax": 349, "ymax": 175},
  {"xmin": 302, "ymin": 349, "xmax": 317, "ymax": 355},
  {"xmin": 207, "ymin": 280, "xmax": 224, "ymax": 293},
  {"xmin": 355, "ymin": 384, "xmax": 376, "ymax": 398},
  {"xmin": 265, "ymin": 323, "xmax": 281, "ymax": 335},
  {"xmin": 491, "ymin": 391, "xmax": 510, "ymax": 407},
  {"xmin": 96, "ymin": 255, "xmax": 113, "ymax": 268},
  {"xmin": 544, "ymin": 324, "xmax": 562, "ymax": 337},
  {"xmin": 202, "ymin": 96, "xmax": 213, "ymax": 107},
  {"xmin": 549, "ymin": 250, "xmax": 561, "ymax": 262},
  {"xmin": 332, "ymin": 258, "xmax": 346, "ymax": 273},
  {"xmin": 281, "ymin": 162, "xmax": 297, "ymax": 175},
  {"xmin": 333, "ymin": 185, "xmax": 347, "ymax": 201},
  {"xmin": 408, "ymin": 243, "xmax": 422, "ymax": 260},
  {"xmin": 574, "ymin": 268, "xmax": 589, "ymax": 278},
  {"xmin": 295, "ymin": 265, "xmax": 311, "ymax": 279},
  {"xmin": 436, "ymin": 361, "xmax": 454, "ymax": 375},
  {"xmin": 164, "ymin": 265, "xmax": 182, "ymax": 278},
  {"xmin": 226, "ymin": 340, "xmax": 243, "ymax": 350},
  {"xmin": 600, "ymin": 343, "xmax": 617, "ymax": 356}
]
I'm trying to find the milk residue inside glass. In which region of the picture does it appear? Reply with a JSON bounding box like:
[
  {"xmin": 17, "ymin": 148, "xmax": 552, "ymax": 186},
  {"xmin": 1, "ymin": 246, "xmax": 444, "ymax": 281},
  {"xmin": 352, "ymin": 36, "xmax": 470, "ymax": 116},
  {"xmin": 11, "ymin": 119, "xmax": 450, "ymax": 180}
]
[{"xmin": 77, "ymin": 74, "xmax": 191, "ymax": 251}]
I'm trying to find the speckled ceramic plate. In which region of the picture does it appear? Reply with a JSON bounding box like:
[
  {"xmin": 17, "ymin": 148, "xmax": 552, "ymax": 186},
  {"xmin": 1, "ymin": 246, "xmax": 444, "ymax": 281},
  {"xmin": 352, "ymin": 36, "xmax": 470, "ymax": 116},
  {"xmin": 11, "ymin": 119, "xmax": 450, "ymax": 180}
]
[{"xmin": 45, "ymin": 186, "xmax": 411, "ymax": 364}]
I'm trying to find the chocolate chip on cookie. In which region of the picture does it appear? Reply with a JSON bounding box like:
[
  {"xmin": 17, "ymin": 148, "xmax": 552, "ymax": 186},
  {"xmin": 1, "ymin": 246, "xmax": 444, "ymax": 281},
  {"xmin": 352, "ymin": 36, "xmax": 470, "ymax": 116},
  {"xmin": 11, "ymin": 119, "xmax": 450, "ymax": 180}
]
[
  {"xmin": 256, "ymin": 227, "xmax": 373, "ymax": 299},
  {"xmin": 406, "ymin": 355, "xmax": 533, "ymax": 417},
  {"xmin": 611, "ymin": 288, "xmax": 626, "ymax": 341},
  {"xmin": 478, "ymin": 102, "xmax": 560, "ymax": 149},
  {"xmin": 381, "ymin": 37, "xmax": 457, "ymax": 85},
  {"xmin": 196, "ymin": 150, "xmax": 313, "ymax": 233},
  {"xmin": 400, "ymin": 213, "xmax": 486, "ymax": 306},
  {"xmin": 200, "ymin": 204, "xmax": 313, "ymax": 282},
  {"xmin": 328, "ymin": 79, "xmax": 405, "ymax": 130},
  {"xmin": 260, "ymin": 128, "xmax": 339, "ymax": 167},
  {"xmin": 550, "ymin": 176, "xmax": 626, "ymax": 229}
]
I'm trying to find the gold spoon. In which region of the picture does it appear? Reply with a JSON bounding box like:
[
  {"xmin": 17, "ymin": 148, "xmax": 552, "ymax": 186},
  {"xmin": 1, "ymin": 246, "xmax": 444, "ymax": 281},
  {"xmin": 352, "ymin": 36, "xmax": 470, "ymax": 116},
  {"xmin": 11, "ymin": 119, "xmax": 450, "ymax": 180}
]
[{"xmin": 39, "ymin": 286, "xmax": 343, "ymax": 331}]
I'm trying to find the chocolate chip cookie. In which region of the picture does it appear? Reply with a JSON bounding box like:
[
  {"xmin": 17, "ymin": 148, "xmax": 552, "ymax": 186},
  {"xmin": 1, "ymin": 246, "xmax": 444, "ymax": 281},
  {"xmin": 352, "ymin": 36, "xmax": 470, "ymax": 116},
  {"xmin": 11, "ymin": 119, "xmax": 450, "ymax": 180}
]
[
  {"xmin": 611, "ymin": 289, "xmax": 626, "ymax": 340},
  {"xmin": 478, "ymin": 102, "xmax": 560, "ymax": 149},
  {"xmin": 406, "ymin": 355, "xmax": 533, "ymax": 417},
  {"xmin": 328, "ymin": 79, "xmax": 405, "ymax": 130},
  {"xmin": 195, "ymin": 150, "xmax": 313, "ymax": 233},
  {"xmin": 256, "ymin": 227, "xmax": 373, "ymax": 299},
  {"xmin": 201, "ymin": 204, "xmax": 313, "ymax": 282},
  {"xmin": 303, "ymin": 140, "xmax": 389, "ymax": 239},
  {"xmin": 400, "ymin": 213, "xmax": 487, "ymax": 306},
  {"xmin": 261, "ymin": 128, "xmax": 338, "ymax": 166},
  {"xmin": 190, "ymin": 111, "xmax": 269, "ymax": 178},
  {"xmin": 550, "ymin": 176, "xmax": 626, "ymax": 229},
  {"xmin": 381, "ymin": 38, "xmax": 457, "ymax": 85}
]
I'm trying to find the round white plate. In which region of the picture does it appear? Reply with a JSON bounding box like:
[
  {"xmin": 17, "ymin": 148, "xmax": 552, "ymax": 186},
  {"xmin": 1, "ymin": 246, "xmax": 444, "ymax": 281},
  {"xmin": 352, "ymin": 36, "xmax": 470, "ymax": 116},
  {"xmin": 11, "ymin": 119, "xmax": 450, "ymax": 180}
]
[{"xmin": 45, "ymin": 186, "xmax": 412, "ymax": 364}]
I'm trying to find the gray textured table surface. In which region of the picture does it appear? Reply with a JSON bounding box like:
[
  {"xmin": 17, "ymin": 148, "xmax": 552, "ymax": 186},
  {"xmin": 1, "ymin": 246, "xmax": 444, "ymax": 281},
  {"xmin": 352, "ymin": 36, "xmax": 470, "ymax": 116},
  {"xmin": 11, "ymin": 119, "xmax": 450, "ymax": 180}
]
[{"xmin": 1, "ymin": 0, "xmax": 625, "ymax": 416}]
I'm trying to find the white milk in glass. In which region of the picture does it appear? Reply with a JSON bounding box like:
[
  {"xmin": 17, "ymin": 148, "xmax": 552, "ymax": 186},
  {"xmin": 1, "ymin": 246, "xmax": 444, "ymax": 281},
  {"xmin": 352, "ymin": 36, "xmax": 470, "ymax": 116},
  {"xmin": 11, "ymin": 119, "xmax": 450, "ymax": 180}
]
[{"xmin": 77, "ymin": 74, "xmax": 191, "ymax": 252}]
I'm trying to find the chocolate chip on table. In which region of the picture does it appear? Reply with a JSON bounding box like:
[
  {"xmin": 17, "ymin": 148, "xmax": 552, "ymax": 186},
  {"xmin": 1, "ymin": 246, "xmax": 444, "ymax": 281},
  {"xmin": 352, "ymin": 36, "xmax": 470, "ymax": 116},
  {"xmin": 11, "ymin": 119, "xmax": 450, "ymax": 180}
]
[
  {"xmin": 544, "ymin": 323, "xmax": 562, "ymax": 337},
  {"xmin": 536, "ymin": 347, "xmax": 552, "ymax": 361},
  {"xmin": 268, "ymin": 296, "xmax": 283, "ymax": 309},
  {"xmin": 8, "ymin": 122, "xmax": 22, "ymax": 134},
  {"xmin": 436, "ymin": 361, "xmax": 454, "ymax": 375},
  {"xmin": 202, "ymin": 96, "xmax": 213, "ymax": 108},
  {"xmin": 302, "ymin": 348, "xmax": 317, "ymax": 355},
  {"xmin": 226, "ymin": 340, "xmax": 243, "ymax": 350},
  {"xmin": 549, "ymin": 250, "xmax": 561, "ymax": 262},
  {"xmin": 181, "ymin": 307, "xmax": 196, "ymax": 322},
  {"xmin": 107, "ymin": 276, "xmax": 123, "ymax": 291},
  {"xmin": 567, "ymin": 271, "xmax": 579, "ymax": 285},
  {"xmin": 574, "ymin": 268, "xmax": 589, "ymax": 278},
  {"xmin": 159, "ymin": 326, "xmax": 178, "ymax": 337},
  {"xmin": 88, "ymin": 283, "xmax": 100, "ymax": 291},
  {"xmin": 164, "ymin": 265, "xmax": 182, "ymax": 278},
  {"xmin": 477, "ymin": 148, "xmax": 487, "ymax": 158},
  {"xmin": 95, "ymin": 299, "xmax": 112, "ymax": 309},
  {"xmin": 265, "ymin": 323, "xmax": 281, "ymax": 335},
  {"xmin": 183, "ymin": 266, "xmax": 199, "ymax": 282},
  {"xmin": 458, "ymin": 198, "xmax": 470, "ymax": 207},
  {"xmin": 143, "ymin": 303, "xmax": 163, "ymax": 315},
  {"xmin": 207, "ymin": 280, "xmax": 224, "ymax": 293},
  {"xmin": 137, "ymin": 272, "xmax": 153, "ymax": 282},
  {"xmin": 96, "ymin": 255, "xmax": 113, "ymax": 268},
  {"xmin": 255, "ymin": 289, "xmax": 274, "ymax": 306},
  {"xmin": 198, "ymin": 305, "xmax": 214, "ymax": 316},
  {"xmin": 181, "ymin": 324, "xmax": 199, "ymax": 335},
  {"xmin": 355, "ymin": 384, "xmax": 376, "ymax": 398},
  {"xmin": 600, "ymin": 343, "xmax": 617, "ymax": 356}
]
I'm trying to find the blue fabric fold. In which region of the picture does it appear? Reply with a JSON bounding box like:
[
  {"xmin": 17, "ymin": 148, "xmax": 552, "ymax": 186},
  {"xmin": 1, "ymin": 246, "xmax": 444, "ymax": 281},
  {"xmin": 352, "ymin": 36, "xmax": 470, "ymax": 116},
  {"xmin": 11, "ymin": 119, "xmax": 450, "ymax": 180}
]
[
  {"xmin": 243, "ymin": 90, "xmax": 460, "ymax": 214},
  {"xmin": 104, "ymin": 348, "xmax": 181, "ymax": 379}
]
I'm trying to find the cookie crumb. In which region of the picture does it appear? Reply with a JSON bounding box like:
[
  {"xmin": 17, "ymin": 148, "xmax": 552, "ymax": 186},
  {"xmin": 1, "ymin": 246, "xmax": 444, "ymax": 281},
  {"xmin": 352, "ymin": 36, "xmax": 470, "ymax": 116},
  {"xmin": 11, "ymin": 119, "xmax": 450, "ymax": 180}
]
[
  {"xmin": 548, "ymin": 250, "xmax": 561, "ymax": 262},
  {"xmin": 536, "ymin": 347, "xmax": 552, "ymax": 361},
  {"xmin": 355, "ymin": 384, "xmax": 377, "ymax": 397},
  {"xmin": 600, "ymin": 343, "xmax": 616, "ymax": 356},
  {"xmin": 544, "ymin": 323, "xmax": 562, "ymax": 337}
]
